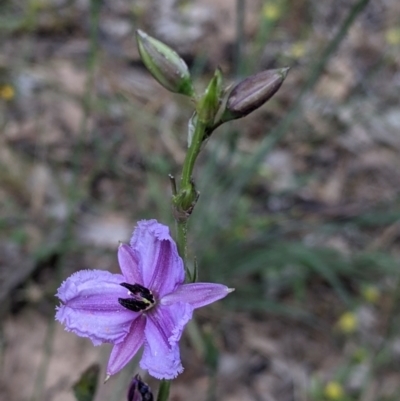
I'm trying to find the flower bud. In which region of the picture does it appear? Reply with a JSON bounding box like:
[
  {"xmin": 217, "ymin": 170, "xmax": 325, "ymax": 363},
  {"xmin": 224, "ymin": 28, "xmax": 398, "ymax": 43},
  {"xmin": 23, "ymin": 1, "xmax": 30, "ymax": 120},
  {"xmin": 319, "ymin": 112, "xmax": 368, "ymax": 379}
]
[
  {"xmin": 221, "ymin": 67, "xmax": 289, "ymax": 122},
  {"xmin": 197, "ymin": 68, "xmax": 223, "ymax": 125},
  {"xmin": 127, "ymin": 374, "xmax": 153, "ymax": 401},
  {"xmin": 136, "ymin": 30, "xmax": 195, "ymax": 97}
]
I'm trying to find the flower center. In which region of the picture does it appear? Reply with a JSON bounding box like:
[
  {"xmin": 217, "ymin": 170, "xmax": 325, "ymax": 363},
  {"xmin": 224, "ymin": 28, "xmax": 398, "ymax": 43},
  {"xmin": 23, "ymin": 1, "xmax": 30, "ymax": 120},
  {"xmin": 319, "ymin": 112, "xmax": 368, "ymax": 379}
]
[{"xmin": 118, "ymin": 282, "xmax": 155, "ymax": 312}]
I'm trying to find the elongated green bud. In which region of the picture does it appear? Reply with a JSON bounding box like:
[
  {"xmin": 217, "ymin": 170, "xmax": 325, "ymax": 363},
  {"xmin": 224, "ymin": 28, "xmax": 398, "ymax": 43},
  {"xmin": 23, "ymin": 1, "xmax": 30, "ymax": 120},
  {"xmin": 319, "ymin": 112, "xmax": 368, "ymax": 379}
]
[
  {"xmin": 221, "ymin": 67, "xmax": 289, "ymax": 122},
  {"xmin": 197, "ymin": 68, "xmax": 223, "ymax": 125},
  {"xmin": 136, "ymin": 30, "xmax": 195, "ymax": 97}
]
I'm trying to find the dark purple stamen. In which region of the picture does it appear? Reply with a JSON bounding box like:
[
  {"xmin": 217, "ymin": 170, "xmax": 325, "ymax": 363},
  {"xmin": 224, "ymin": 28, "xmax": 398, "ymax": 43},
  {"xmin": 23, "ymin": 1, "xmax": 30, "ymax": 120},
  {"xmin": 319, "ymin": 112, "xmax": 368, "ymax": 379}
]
[{"xmin": 119, "ymin": 283, "xmax": 155, "ymax": 312}]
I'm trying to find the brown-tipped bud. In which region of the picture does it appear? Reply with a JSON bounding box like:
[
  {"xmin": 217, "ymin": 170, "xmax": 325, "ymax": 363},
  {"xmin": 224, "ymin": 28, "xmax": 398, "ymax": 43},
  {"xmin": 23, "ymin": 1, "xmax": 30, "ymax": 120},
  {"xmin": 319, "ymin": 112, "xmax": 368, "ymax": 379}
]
[
  {"xmin": 221, "ymin": 67, "xmax": 289, "ymax": 122},
  {"xmin": 136, "ymin": 30, "xmax": 195, "ymax": 97},
  {"xmin": 127, "ymin": 374, "xmax": 153, "ymax": 401}
]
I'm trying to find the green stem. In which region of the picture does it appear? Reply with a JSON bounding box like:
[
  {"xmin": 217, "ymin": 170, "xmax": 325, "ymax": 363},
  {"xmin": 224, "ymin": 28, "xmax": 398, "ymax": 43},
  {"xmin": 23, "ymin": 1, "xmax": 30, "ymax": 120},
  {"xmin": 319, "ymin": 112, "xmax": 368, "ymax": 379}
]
[
  {"xmin": 157, "ymin": 380, "xmax": 171, "ymax": 401},
  {"xmin": 180, "ymin": 119, "xmax": 207, "ymax": 189},
  {"xmin": 177, "ymin": 219, "xmax": 190, "ymax": 278},
  {"xmin": 164, "ymin": 81, "xmax": 213, "ymax": 401},
  {"xmin": 175, "ymin": 117, "xmax": 209, "ymax": 279}
]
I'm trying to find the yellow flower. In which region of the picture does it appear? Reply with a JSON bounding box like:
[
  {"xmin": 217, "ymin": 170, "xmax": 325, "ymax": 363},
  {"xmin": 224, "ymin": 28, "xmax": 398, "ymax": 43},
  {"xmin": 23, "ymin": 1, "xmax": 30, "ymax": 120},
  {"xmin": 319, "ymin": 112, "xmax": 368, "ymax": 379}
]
[
  {"xmin": 289, "ymin": 42, "xmax": 306, "ymax": 59},
  {"xmin": 324, "ymin": 381, "xmax": 344, "ymax": 400},
  {"xmin": 352, "ymin": 347, "xmax": 368, "ymax": 363},
  {"xmin": 262, "ymin": 3, "xmax": 281, "ymax": 21},
  {"xmin": 362, "ymin": 285, "xmax": 380, "ymax": 304},
  {"xmin": 0, "ymin": 84, "xmax": 15, "ymax": 100},
  {"xmin": 385, "ymin": 27, "xmax": 400, "ymax": 46},
  {"xmin": 29, "ymin": 0, "xmax": 48, "ymax": 12},
  {"xmin": 337, "ymin": 311, "xmax": 357, "ymax": 334}
]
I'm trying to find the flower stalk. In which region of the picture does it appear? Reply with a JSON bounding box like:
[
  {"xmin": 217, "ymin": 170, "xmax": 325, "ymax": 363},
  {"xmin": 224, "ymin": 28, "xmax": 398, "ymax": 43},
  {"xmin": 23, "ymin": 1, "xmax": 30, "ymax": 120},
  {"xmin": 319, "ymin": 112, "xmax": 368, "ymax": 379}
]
[
  {"xmin": 173, "ymin": 116, "xmax": 207, "ymax": 281},
  {"xmin": 156, "ymin": 381, "xmax": 170, "ymax": 401}
]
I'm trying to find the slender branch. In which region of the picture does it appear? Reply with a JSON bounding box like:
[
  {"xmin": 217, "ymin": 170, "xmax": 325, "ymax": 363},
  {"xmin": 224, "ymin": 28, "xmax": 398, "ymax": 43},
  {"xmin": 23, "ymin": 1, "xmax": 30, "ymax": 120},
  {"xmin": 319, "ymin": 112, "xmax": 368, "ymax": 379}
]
[{"xmin": 235, "ymin": 0, "xmax": 245, "ymax": 77}]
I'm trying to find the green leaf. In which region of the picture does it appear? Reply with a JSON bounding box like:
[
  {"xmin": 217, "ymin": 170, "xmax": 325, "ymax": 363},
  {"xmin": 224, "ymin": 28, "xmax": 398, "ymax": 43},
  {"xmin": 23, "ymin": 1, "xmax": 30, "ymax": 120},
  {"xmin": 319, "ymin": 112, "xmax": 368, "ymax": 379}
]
[{"xmin": 73, "ymin": 364, "xmax": 100, "ymax": 401}]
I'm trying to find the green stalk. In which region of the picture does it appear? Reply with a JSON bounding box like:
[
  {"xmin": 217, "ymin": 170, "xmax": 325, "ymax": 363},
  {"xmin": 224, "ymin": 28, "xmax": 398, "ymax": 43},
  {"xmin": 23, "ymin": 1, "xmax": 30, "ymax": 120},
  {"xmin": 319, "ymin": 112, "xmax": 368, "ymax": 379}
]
[
  {"xmin": 156, "ymin": 380, "xmax": 171, "ymax": 401},
  {"xmin": 180, "ymin": 119, "xmax": 208, "ymax": 189},
  {"xmin": 176, "ymin": 117, "xmax": 208, "ymax": 280},
  {"xmin": 160, "ymin": 99, "xmax": 211, "ymax": 401},
  {"xmin": 174, "ymin": 116, "xmax": 208, "ymax": 279},
  {"xmin": 177, "ymin": 220, "xmax": 189, "ymax": 276}
]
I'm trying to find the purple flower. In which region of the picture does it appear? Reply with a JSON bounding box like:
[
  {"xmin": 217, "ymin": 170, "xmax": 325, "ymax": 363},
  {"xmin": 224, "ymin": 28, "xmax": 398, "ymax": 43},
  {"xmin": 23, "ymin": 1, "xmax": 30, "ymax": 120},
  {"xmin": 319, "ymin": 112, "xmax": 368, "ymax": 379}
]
[{"xmin": 56, "ymin": 220, "xmax": 233, "ymax": 379}]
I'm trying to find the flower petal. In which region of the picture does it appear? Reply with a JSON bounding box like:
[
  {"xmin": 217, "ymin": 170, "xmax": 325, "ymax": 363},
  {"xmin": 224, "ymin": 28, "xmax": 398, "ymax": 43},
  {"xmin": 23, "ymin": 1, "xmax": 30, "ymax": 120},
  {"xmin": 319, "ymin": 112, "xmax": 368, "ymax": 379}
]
[
  {"xmin": 161, "ymin": 283, "xmax": 232, "ymax": 309},
  {"xmin": 56, "ymin": 270, "xmax": 125, "ymax": 305},
  {"xmin": 140, "ymin": 303, "xmax": 193, "ymax": 379},
  {"xmin": 106, "ymin": 315, "xmax": 146, "ymax": 376},
  {"xmin": 141, "ymin": 341, "xmax": 182, "ymax": 380},
  {"xmin": 56, "ymin": 270, "xmax": 137, "ymax": 345},
  {"xmin": 130, "ymin": 220, "xmax": 184, "ymax": 296},
  {"xmin": 118, "ymin": 244, "xmax": 143, "ymax": 285}
]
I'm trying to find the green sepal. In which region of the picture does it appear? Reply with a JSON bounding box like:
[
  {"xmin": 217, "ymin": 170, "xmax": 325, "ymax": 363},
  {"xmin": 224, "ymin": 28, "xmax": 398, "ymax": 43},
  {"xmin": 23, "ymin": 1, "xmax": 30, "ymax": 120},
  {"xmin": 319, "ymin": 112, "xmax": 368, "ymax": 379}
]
[{"xmin": 172, "ymin": 182, "xmax": 199, "ymax": 221}]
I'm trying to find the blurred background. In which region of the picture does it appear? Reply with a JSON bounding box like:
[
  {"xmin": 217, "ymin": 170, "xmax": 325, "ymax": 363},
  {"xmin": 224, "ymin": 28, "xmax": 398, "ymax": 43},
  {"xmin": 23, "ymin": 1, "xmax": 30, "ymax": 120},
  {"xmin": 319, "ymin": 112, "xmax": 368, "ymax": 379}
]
[{"xmin": 1, "ymin": 0, "xmax": 400, "ymax": 400}]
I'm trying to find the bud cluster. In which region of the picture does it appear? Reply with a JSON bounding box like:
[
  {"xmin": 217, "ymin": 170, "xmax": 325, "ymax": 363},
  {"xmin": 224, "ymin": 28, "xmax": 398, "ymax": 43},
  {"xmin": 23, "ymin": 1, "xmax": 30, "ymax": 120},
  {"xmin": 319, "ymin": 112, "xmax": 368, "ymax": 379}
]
[
  {"xmin": 135, "ymin": 30, "xmax": 289, "ymax": 219},
  {"xmin": 135, "ymin": 30, "xmax": 288, "ymax": 131}
]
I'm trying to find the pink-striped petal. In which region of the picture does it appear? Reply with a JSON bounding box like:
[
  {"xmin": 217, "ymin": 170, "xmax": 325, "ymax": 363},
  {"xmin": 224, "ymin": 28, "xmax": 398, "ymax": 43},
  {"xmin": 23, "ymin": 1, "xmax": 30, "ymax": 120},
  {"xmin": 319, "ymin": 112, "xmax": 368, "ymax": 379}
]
[
  {"xmin": 140, "ymin": 303, "xmax": 193, "ymax": 379},
  {"xmin": 118, "ymin": 244, "xmax": 143, "ymax": 285},
  {"xmin": 130, "ymin": 220, "xmax": 184, "ymax": 296},
  {"xmin": 107, "ymin": 315, "xmax": 146, "ymax": 376},
  {"xmin": 56, "ymin": 270, "xmax": 137, "ymax": 345},
  {"xmin": 161, "ymin": 283, "xmax": 232, "ymax": 309}
]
